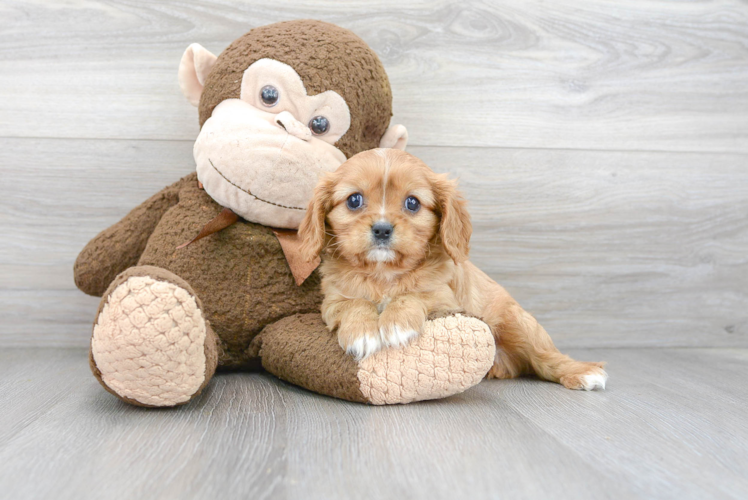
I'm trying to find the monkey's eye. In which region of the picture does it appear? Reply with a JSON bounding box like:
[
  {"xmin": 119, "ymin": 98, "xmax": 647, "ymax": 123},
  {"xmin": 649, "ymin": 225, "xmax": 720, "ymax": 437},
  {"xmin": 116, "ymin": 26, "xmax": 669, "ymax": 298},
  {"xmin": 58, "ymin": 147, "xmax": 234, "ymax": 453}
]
[
  {"xmin": 309, "ymin": 116, "xmax": 330, "ymax": 135},
  {"xmin": 347, "ymin": 193, "xmax": 363, "ymax": 210},
  {"xmin": 404, "ymin": 196, "xmax": 420, "ymax": 213},
  {"xmin": 260, "ymin": 85, "xmax": 279, "ymax": 107}
]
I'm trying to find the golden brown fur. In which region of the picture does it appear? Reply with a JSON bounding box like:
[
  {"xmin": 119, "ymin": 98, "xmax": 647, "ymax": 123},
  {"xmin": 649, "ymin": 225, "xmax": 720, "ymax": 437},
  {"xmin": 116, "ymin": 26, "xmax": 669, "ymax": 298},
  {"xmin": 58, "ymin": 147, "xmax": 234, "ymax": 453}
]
[{"xmin": 299, "ymin": 149, "xmax": 607, "ymax": 390}]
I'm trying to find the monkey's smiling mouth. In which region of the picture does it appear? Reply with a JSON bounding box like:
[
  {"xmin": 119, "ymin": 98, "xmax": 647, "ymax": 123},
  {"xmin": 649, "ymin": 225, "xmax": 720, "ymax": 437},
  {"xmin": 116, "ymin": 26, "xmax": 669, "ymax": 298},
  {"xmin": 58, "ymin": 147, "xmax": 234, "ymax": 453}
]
[{"xmin": 208, "ymin": 158, "xmax": 305, "ymax": 211}]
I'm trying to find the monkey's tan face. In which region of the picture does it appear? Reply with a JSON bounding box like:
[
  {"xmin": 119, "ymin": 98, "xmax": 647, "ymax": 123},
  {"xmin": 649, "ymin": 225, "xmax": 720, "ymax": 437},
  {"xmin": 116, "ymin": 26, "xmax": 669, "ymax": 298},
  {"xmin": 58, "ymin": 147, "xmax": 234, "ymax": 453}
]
[{"xmin": 193, "ymin": 59, "xmax": 351, "ymax": 229}]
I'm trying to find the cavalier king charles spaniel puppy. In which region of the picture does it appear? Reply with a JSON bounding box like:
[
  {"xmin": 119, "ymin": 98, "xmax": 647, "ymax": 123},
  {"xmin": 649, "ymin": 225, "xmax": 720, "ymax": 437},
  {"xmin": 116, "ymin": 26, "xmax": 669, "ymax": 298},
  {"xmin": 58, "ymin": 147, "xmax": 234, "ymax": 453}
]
[{"xmin": 298, "ymin": 149, "xmax": 607, "ymax": 390}]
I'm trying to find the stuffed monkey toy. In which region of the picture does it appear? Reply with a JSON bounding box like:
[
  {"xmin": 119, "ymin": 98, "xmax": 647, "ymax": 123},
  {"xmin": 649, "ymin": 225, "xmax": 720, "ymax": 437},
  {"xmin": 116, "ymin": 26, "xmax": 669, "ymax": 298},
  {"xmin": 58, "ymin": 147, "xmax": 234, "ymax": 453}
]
[{"xmin": 74, "ymin": 20, "xmax": 495, "ymax": 407}]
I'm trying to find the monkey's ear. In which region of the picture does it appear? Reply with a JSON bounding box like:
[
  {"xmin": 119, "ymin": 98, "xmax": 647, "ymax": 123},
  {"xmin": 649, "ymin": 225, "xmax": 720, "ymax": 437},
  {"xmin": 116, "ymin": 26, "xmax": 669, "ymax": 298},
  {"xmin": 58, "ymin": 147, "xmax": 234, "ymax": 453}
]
[
  {"xmin": 178, "ymin": 43, "xmax": 218, "ymax": 107},
  {"xmin": 379, "ymin": 125, "xmax": 408, "ymax": 150},
  {"xmin": 298, "ymin": 175, "xmax": 336, "ymax": 262}
]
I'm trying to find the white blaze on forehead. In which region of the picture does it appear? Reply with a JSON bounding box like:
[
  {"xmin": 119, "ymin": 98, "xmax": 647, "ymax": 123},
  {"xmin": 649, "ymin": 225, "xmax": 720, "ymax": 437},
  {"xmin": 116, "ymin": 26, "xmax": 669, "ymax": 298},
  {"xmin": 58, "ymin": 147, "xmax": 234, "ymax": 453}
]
[{"xmin": 374, "ymin": 148, "xmax": 391, "ymax": 216}]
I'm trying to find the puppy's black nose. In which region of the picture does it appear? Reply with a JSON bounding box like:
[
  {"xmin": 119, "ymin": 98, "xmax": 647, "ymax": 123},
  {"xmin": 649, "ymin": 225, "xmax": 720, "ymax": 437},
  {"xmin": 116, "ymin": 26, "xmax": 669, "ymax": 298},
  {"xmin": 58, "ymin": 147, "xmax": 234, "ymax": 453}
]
[{"xmin": 372, "ymin": 221, "xmax": 393, "ymax": 242}]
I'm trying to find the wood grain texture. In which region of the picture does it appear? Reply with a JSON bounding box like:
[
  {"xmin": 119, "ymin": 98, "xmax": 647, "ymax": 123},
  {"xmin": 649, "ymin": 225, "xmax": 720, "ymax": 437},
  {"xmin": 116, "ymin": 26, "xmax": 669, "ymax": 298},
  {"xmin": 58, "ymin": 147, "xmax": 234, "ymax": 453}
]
[
  {"xmin": 0, "ymin": 0, "xmax": 747, "ymax": 152},
  {"xmin": 2, "ymin": 137, "xmax": 746, "ymax": 347},
  {"xmin": 0, "ymin": 347, "xmax": 746, "ymax": 500}
]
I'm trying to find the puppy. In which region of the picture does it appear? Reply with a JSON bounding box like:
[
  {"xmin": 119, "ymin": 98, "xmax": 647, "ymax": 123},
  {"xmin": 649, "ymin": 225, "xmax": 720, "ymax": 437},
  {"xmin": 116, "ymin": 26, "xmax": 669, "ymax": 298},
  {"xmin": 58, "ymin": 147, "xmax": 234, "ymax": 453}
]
[{"xmin": 298, "ymin": 149, "xmax": 607, "ymax": 390}]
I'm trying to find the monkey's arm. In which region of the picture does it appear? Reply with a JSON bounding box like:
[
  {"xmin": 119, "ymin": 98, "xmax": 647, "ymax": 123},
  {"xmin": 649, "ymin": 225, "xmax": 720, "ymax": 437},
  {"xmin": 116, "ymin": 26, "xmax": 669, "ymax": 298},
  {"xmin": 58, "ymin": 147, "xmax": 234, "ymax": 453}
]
[{"xmin": 74, "ymin": 177, "xmax": 186, "ymax": 297}]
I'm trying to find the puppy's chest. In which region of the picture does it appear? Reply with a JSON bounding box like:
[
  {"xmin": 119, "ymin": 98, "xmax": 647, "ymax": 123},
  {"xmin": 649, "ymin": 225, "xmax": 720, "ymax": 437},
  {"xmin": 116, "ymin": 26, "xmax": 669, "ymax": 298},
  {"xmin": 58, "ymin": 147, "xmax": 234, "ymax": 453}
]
[
  {"xmin": 374, "ymin": 296, "xmax": 392, "ymax": 313},
  {"xmin": 357, "ymin": 282, "xmax": 401, "ymax": 308},
  {"xmin": 335, "ymin": 277, "xmax": 407, "ymax": 309},
  {"xmin": 358, "ymin": 291, "xmax": 395, "ymax": 314}
]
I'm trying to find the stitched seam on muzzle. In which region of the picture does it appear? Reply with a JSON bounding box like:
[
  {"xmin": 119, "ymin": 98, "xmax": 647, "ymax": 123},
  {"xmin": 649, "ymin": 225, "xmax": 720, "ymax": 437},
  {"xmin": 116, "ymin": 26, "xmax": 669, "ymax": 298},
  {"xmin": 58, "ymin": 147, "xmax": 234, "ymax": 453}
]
[{"xmin": 208, "ymin": 158, "xmax": 305, "ymax": 211}]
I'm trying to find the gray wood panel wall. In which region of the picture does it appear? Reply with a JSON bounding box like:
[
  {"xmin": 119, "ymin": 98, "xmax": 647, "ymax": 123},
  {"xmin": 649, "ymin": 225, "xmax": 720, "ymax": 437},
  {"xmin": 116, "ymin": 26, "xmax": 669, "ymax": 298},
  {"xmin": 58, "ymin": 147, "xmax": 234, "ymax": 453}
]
[{"xmin": 1, "ymin": 0, "xmax": 746, "ymax": 347}]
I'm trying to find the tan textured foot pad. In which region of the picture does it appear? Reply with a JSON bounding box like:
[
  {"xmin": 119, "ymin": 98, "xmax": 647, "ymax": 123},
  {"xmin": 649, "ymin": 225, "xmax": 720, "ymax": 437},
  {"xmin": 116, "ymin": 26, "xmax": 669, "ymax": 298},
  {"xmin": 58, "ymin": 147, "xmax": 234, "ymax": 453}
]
[
  {"xmin": 257, "ymin": 313, "xmax": 495, "ymax": 405},
  {"xmin": 358, "ymin": 314, "xmax": 495, "ymax": 405},
  {"xmin": 91, "ymin": 275, "xmax": 208, "ymax": 407}
]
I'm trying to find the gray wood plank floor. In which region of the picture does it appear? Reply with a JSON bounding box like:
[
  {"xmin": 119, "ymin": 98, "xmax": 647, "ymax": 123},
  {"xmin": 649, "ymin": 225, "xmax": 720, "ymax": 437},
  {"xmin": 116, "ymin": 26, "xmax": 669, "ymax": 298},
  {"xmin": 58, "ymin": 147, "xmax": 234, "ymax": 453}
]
[{"xmin": 1, "ymin": 347, "xmax": 746, "ymax": 500}]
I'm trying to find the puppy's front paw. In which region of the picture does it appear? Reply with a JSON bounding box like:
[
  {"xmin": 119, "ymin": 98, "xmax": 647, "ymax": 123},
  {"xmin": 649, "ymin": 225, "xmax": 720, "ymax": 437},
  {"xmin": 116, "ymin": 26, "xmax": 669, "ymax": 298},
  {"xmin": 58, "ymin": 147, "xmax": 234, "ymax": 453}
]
[
  {"xmin": 338, "ymin": 317, "xmax": 382, "ymax": 361},
  {"xmin": 345, "ymin": 335, "xmax": 385, "ymax": 361},
  {"xmin": 378, "ymin": 304, "xmax": 425, "ymax": 349},
  {"xmin": 379, "ymin": 323, "xmax": 419, "ymax": 349}
]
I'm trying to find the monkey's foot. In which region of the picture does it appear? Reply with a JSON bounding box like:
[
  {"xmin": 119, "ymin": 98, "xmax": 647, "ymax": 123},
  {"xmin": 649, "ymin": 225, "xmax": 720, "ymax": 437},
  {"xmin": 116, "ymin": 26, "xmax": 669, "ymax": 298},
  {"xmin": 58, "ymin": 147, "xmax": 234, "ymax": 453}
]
[{"xmin": 89, "ymin": 266, "xmax": 218, "ymax": 407}]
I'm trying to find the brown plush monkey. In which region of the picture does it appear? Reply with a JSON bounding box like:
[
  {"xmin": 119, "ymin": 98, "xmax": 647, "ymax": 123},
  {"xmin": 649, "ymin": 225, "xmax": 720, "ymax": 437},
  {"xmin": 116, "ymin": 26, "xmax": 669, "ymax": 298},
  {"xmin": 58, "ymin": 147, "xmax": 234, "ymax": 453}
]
[{"xmin": 74, "ymin": 20, "xmax": 495, "ymax": 407}]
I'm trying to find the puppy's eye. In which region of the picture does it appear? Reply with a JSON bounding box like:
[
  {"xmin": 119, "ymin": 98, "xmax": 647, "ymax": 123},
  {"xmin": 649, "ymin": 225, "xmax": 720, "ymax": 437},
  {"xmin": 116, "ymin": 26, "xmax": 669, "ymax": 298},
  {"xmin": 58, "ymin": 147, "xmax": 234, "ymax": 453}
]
[
  {"xmin": 260, "ymin": 85, "xmax": 279, "ymax": 107},
  {"xmin": 347, "ymin": 193, "xmax": 364, "ymax": 210},
  {"xmin": 404, "ymin": 196, "xmax": 420, "ymax": 213}
]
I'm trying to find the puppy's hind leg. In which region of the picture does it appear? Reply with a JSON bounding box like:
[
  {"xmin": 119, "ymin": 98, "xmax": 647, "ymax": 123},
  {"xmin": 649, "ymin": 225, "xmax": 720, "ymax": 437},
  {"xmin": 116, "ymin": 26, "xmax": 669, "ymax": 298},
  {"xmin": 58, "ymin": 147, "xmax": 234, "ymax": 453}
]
[{"xmin": 487, "ymin": 302, "xmax": 608, "ymax": 391}]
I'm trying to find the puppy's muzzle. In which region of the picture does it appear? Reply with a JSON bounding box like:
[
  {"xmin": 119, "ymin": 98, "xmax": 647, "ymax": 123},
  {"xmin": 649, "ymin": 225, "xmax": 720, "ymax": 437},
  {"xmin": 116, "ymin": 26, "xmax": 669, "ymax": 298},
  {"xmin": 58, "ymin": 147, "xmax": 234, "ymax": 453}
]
[{"xmin": 371, "ymin": 221, "xmax": 393, "ymax": 244}]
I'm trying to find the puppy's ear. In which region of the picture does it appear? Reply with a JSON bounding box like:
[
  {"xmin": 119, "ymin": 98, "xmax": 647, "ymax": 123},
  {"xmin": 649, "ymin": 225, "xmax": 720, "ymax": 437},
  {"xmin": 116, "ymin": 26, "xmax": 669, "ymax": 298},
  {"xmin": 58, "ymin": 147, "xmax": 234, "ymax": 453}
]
[
  {"xmin": 298, "ymin": 173, "xmax": 336, "ymax": 262},
  {"xmin": 432, "ymin": 173, "xmax": 472, "ymax": 264}
]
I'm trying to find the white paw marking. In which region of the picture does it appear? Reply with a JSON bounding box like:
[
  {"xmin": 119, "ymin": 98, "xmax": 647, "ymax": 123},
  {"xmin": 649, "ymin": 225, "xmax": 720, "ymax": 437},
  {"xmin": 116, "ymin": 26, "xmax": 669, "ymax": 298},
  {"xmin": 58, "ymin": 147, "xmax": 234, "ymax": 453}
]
[
  {"xmin": 346, "ymin": 335, "xmax": 384, "ymax": 361},
  {"xmin": 344, "ymin": 324, "xmax": 419, "ymax": 361},
  {"xmin": 380, "ymin": 324, "xmax": 419, "ymax": 348},
  {"xmin": 580, "ymin": 371, "xmax": 608, "ymax": 391}
]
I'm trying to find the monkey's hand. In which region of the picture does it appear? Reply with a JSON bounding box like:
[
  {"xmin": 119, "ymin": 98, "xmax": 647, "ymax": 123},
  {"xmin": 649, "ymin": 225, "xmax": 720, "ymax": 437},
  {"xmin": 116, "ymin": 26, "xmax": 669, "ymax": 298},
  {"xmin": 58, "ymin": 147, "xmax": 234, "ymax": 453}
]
[{"xmin": 74, "ymin": 179, "xmax": 183, "ymax": 297}]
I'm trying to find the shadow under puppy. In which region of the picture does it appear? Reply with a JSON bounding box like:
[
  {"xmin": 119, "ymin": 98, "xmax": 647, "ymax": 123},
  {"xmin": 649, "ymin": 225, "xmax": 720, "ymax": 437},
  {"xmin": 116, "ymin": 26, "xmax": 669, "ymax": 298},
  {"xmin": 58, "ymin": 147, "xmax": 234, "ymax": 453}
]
[{"xmin": 298, "ymin": 149, "xmax": 607, "ymax": 390}]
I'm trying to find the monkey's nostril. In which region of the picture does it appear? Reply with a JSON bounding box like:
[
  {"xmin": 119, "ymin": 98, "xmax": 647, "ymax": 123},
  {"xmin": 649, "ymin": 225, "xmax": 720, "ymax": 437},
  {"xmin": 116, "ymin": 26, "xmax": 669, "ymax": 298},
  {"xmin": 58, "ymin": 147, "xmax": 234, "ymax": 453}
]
[
  {"xmin": 275, "ymin": 111, "xmax": 312, "ymax": 141},
  {"xmin": 372, "ymin": 222, "xmax": 393, "ymax": 242}
]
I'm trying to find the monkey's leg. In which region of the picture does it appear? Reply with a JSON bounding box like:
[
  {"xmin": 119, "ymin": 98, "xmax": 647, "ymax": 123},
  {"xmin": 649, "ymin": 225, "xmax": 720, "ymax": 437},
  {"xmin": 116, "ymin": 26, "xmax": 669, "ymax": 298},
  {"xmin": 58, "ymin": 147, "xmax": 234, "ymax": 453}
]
[
  {"xmin": 253, "ymin": 312, "xmax": 495, "ymax": 405},
  {"xmin": 89, "ymin": 266, "xmax": 219, "ymax": 407}
]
